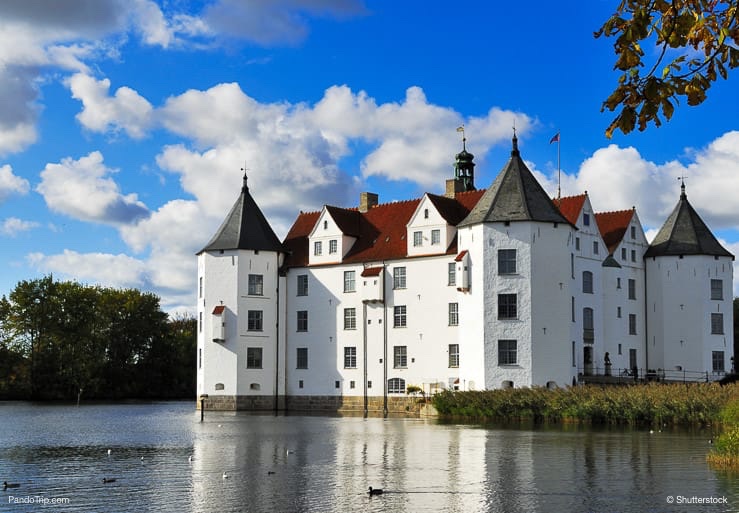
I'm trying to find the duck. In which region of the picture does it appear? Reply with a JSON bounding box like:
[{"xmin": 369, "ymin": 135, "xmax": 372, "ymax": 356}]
[
  {"xmin": 102, "ymin": 478, "xmax": 117, "ymax": 484},
  {"xmin": 222, "ymin": 472, "xmax": 229, "ymax": 479},
  {"xmin": 188, "ymin": 456, "xmax": 193, "ymax": 463},
  {"xmin": 3, "ymin": 481, "xmax": 20, "ymax": 490},
  {"xmin": 368, "ymin": 486, "xmax": 383, "ymax": 496},
  {"xmin": 107, "ymin": 449, "xmax": 112, "ymax": 456}
]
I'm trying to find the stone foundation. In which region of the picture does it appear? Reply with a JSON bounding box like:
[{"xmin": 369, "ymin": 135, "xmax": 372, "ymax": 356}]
[{"xmin": 197, "ymin": 394, "xmax": 426, "ymax": 416}]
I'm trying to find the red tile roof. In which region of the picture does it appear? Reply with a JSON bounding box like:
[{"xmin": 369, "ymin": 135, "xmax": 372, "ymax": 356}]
[
  {"xmin": 282, "ymin": 190, "xmax": 485, "ymax": 269},
  {"xmin": 361, "ymin": 266, "xmax": 383, "ymax": 277},
  {"xmin": 212, "ymin": 305, "xmax": 226, "ymax": 315},
  {"xmin": 553, "ymin": 194, "xmax": 587, "ymax": 226},
  {"xmin": 454, "ymin": 250, "xmax": 468, "ymax": 262},
  {"xmin": 595, "ymin": 209, "xmax": 634, "ymax": 254}
]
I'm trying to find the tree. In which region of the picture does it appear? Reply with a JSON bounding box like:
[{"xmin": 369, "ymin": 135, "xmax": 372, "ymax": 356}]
[{"xmin": 596, "ymin": 0, "xmax": 739, "ymax": 138}]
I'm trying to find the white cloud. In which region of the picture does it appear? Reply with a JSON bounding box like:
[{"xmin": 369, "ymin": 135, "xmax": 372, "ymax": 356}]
[
  {"xmin": 27, "ymin": 249, "xmax": 148, "ymax": 290},
  {"xmin": 559, "ymin": 136, "xmax": 739, "ymax": 234},
  {"xmin": 1, "ymin": 217, "xmax": 39, "ymax": 236},
  {"xmin": 36, "ymin": 151, "xmax": 149, "ymax": 224},
  {"xmin": 68, "ymin": 73, "xmax": 154, "ymax": 138},
  {"xmin": 0, "ymin": 164, "xmax": 31, "ymax": 201}
]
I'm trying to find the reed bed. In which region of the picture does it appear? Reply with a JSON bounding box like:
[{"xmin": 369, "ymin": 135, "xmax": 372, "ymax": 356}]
[
  {"xmin": 707, "ymin": 398, "xmax": 739, "ymax": 468},
  {"xmin": 431, "ymin": 382, "xmax": 739, "ymax": 427}
]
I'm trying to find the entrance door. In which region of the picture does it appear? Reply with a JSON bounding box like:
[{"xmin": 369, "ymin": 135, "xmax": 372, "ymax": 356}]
[{"xmin": 583, "ymin": 346, "xmax": 593, "ymax": 376}]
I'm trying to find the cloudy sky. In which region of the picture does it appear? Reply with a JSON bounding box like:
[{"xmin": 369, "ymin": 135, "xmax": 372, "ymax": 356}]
[{"xmin": 1, "ymin": 0, "xmax": 738, "ymax": 313}]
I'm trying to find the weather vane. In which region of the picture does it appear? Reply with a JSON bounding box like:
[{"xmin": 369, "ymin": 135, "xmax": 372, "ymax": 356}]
[{"xmin": 456, "ymin": 124, "xmax": 466, "ymax": 150}]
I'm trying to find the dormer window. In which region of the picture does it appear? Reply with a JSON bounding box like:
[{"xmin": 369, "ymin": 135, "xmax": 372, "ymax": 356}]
[
  {"xmin": 413, "ymin": 231, "xmax": 423, "ymax": 247},
  {"xmin": 329, "ymin": 240, "xmax": 338, "ymax": 254},
  {"xmin": 314, "ymin": 241, "xmax": 322, "ymax": 256},
  {"xmin": 431, "ymin": 229, "xmax": 441, "ymax": 245}
]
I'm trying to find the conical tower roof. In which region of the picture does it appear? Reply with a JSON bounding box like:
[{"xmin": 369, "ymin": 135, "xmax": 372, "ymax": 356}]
[
  {"xmin": 458, "ymin": 134, "xmax": 572, "ymax": 227},
  {"xmin": 644, "ymin": 183, "xmax": 732, "ymax": 258},
  {"xmin": 198, "ymin": 175, "xmax": 285, "ymax": 254}
]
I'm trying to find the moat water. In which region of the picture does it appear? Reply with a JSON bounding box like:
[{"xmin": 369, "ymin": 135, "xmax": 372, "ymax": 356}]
[{"xmin": 0, "ymin": 401, "xmax": 736, "ymax": 513}]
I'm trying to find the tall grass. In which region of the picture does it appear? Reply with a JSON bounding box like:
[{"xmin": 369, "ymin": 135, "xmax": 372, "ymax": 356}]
[
  {"xmin": 707, "ymin": 398, "xmax": 739, "ymax": 469},
  {"xmin": 431, "ymin": 383, "xmax": 739, "ymax": 426}
]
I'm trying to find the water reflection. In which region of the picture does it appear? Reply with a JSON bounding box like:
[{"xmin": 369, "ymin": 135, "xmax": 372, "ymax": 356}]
[{"xmin": 0, "ymin": 402, "xmax": 736, "ymax": 513}]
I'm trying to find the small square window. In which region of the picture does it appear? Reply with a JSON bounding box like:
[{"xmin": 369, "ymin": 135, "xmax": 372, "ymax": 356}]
[
  {"xmin": 248, "ymin": 274, "xmax": 263, "ymax": 296},
  {"xmin": 711, "ymin": 313, "xmax": 724, "ymax": 334},
  {"xmin": 583, "ymin": 213, "xmax": 590, "ymax": 226},
  {"xmin": 711, "ymin": 279, "xmax": 723, "ymax": 300},
  {"xmin": 296, "ymin": 347, "xmax": 308, "ymax": 369},
  {"xmin": 393, "ymin": 305, "xmax": 407, "ymax": 328},
  {"xmin": 498, "ymin": 339, "xmax": 517, "ymax": 365},
  {"xmin": 498, "ymin": 249, "xmax": 516, "ymax": 274},
  {"xmin": 247, "ymin": 347, "xmax": 263, "ymax": 369}
]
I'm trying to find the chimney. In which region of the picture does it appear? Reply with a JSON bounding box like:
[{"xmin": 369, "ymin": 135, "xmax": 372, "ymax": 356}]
[
  {"xmin": 445, "ymin": 178, "xmax": 464, "ymax": 199},
  {"xmin": 359, "ymin": 192, "xmax": 378, "ymax": 213}
]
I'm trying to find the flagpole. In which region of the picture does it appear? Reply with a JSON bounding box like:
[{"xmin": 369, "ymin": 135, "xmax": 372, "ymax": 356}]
[{"xmin": 557, "ymin": 132, "xmax": 561, "ymax": 201}]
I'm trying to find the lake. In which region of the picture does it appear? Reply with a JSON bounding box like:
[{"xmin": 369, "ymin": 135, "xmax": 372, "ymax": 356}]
[{"xmin": 0, "ymin": 401, "xmax": 736, "ymax": 512}]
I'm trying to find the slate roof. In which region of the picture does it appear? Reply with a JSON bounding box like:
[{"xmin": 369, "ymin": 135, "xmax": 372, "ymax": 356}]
[
  {"xmin": 595, "ymin": 209, "xmax": 635, "ymax": 255},
  {"xmin": 199, "ymin": 177, "xmax": 285, "ymax": 254},
  {"xmin": 644, "ymin": 186, "xmax": 733, "ymax": 258},
  {"xmin": 458, "ymin": 136, "xmax": 572, "ymax": 227}
]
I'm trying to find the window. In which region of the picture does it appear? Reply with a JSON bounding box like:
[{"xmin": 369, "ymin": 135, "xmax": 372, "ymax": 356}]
[
  {"xmin": 297, "ymin": 310, "xmax": 308, "ymax": 332},
  {"xmin": 498, "ymin": 294, "xmax": 517, "ymax": 319},
  {"xmin": 388, "ymin": 377, "xmax": 405, "ymax": 394},
  {"xmin": 448, "ymin": 262, "xmax": 456, "ymax": 286},
  {"xmin": 571, "ymin": 253, "xmax": 574, "ymax": 278},
  {"xmin": 617, "ymin": 277, "xmax": 621, "ymax": 289},
  {"xmin": 350, "ymin": 381, "xmax": 355, "ymax": 389},
  {"xmin": 711, "ymin": 279, "xmax": 723, "ymax": 300},
  {"xmin": 629, "ymin": 314, "xmax": 637, "ymax": 335},
  {"xmin": 449, "ymin": 344, "xmax": 459, "ymax": 368},
  {"xmin": 394, "ymin": 346, "xmax": 407, "ymax": 368},
  {"xmin": 344, "ymin": 308, "xmax": 356, "ymax": 330},
  {"xmin": 448, "ymin": 303, "xmax": 459, "ymax": 326},
  {"xmin": 344, "ymin": 270, "xmax": 356, "ymax": 292},
  {"xmin": 631, "ymin": 249, "xmax": 636, "ymax": 262},
  {"xmin": 583, "ymin": 307, "xmax": 594, "ymax": 343},
  {"xmin": 413, "ymin": 231, "xmax": 423, "ymax": 247},
  {"xmin": 575, "ymin": 237, "xmax": 580, "ymax": 250},
  {"xmin": 247, "ymin": 310, "xmax": 263, "ymax": 331},
  {"xmin": 498, "ymin": 249, "xmax": 517, "ymax": 274},
  {"xmin": 711, "ymin": 313, "xmax": 724, "ymax": 334},
  {"xmin": 583, "ymin": 213, "xmax": 590, "ymax": 226},
  {"xmin": 630, "ymin": 226, "xmax": 636, "ymax": 239},
  {"xmin": 628, "ymin": 279, "xmax": 636, "ymax": 300},
  {"xmin": 329, "ymin": 239, "xmax": 338, "ymax": 254},
  {"xmin": 618, "ymin": 343, "xmax": 622, "ymax": 355},
  {"xmin": 313, "ymin": 241, "xmax": 322, "ymax": 256},
  {"xmin": 571, "ymin": 341, "xmax": 576, "ymax": 367},
  {"xmin": 617, "ymin": 306, "xmax": 622, "ymax": 318},
  {"xmin": 393, "ymin": 305, "xmax": 407, "ymax": 327},
  {"xmin": 199, "ymin": 311, "xmax": 202, "ymax": 332},
  {"xmin": 198, "ymin": 348, "xmax": 202, "ymax": 369},
  {"xmin": 344, "ymin": 347, "xmax": 357, "ymax": 369},
  {"xmin": 498, "ymin": 340, "xmax": 517, "ymax": 365},
  {"xmin": 431, "ymin": 229, "xmax": 441, "ymax": 245},
  {"xmin": 297, "ymin": 274, "xmax": 308, "ymax": 296},
  {"xmin": 583, "ymin": 271, "xmax": 593, "ymax": 294},
  {"xmin": 713, "ymin": 351, "xmax": 725, "ymax": 372},
  {"xmin": 248, "ymin": 274, "xmax": 263, "ymax": 296},
  {"xmin": 296, "ymin": 348, "xmax": 308, "ymax": 369},
  {"xmin": 323, "ymin": 220, "xmax": 328, "ymax": 230},
  {"xmin": 199, "ymin": 277, "xmax": 203, "ymax": 298},
  {"xmin": 246, "ymin": 347, "xmax": 262, "ymax": 369},
  {"xmin": 621, "ymin": 247, "xmax": 627, "ymax": 260},
  {"xmin": 593, "ymin": 241, "xmax": 599, "ymax": 255},
  {"xmin": 393, "ymin": 267, "xmax": 406, "ymax": 289}
]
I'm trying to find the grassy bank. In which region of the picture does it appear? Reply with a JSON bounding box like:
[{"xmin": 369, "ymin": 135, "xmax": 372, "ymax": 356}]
[
  {"xmin": 431, "ymin": 383, "xmax": 739, "ymax": 426},
  {"xmin": 707, "ymin": 399, "xmax": 739, "ymax": 469}
]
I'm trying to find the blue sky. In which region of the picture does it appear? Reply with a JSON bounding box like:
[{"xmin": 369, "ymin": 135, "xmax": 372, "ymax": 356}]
[{"xmin": 1, "ymin": 0, "xmax": 737, "ymax": 313}]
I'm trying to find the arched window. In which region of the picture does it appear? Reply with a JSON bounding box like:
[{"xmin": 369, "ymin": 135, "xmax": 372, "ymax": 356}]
[
  {"xmin": 582, "ymin": 271, "xmax": 593, "ymax": 294},
  {"xmin": 388, "ymin": 378, "xmax": 406, "ymax": 394}
]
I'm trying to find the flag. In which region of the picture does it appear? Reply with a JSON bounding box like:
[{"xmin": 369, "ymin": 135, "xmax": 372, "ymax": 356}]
[
  {"xmin": 456, "ymin": 126, "xmax": 465, "ymax": 133},
  {"xmin": 549, "ymin": 132, "xmax": 560, "ymax": 144}
]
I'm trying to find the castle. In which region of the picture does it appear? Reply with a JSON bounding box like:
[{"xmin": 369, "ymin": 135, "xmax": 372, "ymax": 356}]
[{"xmin": 196, "ymin": 134, "xmax": 734, "ymax": 412}]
